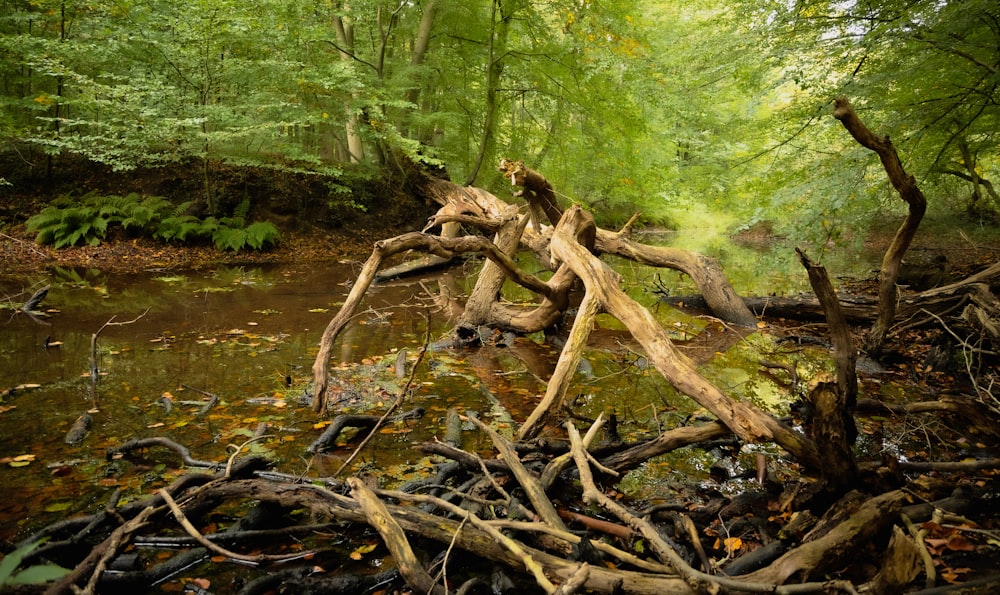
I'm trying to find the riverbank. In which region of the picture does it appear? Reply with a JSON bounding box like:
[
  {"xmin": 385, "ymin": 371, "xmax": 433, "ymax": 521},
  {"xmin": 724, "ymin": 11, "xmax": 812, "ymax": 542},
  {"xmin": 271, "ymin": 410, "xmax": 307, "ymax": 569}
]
[{"xmin": 0, "ymin": 224, "xmax": 392, "ymax": 277}]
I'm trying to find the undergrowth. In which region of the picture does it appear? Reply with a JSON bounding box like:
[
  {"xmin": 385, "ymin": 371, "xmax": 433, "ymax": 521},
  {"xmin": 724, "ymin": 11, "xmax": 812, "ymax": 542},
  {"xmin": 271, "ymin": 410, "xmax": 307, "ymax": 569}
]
[{"xmin": 26, "ymin": 191, "xmax": 279, "ymax": 251}]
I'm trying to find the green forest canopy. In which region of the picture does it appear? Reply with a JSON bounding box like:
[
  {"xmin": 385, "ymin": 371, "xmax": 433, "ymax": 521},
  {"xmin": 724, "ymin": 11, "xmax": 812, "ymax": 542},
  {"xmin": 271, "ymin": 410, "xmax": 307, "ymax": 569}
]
[{"xmin": 1, "ymin": 0, "xmax": 998, "ymax": 238}]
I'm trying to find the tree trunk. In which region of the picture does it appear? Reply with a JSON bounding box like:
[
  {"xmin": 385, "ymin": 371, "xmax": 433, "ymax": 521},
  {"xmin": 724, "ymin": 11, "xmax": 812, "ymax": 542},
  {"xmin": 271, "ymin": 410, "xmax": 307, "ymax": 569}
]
[
  {"xmin": 465, "ymin": 0, "xmax": 509, "ymax": 185},
  {"xmin": 333, "ymin": 14, "xmax": 365, "ymax": 163}
]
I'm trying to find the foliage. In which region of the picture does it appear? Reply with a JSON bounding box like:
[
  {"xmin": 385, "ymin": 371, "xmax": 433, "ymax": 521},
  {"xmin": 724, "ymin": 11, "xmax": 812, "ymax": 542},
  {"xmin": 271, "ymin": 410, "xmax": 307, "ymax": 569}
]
[
  {"xmin": 0, "ymin": 539, "xmax": 70, "ymax": 586},
  {"xmin": 26, "ymin": 192, "xmax": 280, "ymax": 251},
  {"xmin": 2, "ymin": 0, "xmax": 999, "ymax": 239}
]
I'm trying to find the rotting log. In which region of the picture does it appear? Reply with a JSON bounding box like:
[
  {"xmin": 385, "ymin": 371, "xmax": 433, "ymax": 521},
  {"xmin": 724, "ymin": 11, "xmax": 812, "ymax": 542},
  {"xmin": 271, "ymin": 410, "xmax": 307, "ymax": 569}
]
[
  {"xmin": 593, "ymin": 229, "xmax": 757, "ymax": 328},
  {"xmin": 743, "ymin": 489, "xmax": 907, "ymax": 584},
  {"xmin": 662, "ymin": 261, "xmax": 1000, "ymax": 335}
]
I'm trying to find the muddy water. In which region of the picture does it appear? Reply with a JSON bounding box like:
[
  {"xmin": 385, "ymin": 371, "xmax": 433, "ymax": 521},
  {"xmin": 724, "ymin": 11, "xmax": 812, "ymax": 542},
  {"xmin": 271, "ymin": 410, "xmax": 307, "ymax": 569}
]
[
  {"xmin": 0, "ymin": 263, "xmax": 459, "ymax": 539},
  {"xmin": 0, "ymin": 241, "xmax": 871, "ymax": 543}
]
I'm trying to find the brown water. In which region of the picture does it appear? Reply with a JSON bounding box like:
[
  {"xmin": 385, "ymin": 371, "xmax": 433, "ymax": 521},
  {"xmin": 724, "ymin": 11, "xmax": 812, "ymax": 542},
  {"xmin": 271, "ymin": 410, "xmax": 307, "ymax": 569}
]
[
  {"xmin": 0, "ymin": 240, "xmax": 871, "ymax": 545},
  {"xmin": 0, "ymin": 263, "xmax": 466, "ymax": 538}
]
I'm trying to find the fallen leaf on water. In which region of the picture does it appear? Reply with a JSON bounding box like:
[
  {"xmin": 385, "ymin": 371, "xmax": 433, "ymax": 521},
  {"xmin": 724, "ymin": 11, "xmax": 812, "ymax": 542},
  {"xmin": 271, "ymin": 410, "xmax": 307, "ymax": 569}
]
[
  {"xmin": 349, "ymin": 543, "xmax": 378, "ymax": 560},
  {"xmin": 941, "ymin": 567, "xmax": 972, "ymax": 584}
]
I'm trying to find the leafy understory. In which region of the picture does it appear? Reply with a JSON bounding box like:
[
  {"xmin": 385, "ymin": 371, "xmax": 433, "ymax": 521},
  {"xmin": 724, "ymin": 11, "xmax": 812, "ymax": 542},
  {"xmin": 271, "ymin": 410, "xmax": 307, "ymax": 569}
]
[{"xmin": 26, "ymin": 192, "xmax": 279, "ymax": 251}]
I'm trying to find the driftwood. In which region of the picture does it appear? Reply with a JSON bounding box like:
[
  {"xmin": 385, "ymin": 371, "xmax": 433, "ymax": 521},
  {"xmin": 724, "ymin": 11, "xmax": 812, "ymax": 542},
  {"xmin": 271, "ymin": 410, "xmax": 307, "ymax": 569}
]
[
  {"xmin": 306, "ymin": 407, "xmax": 425, "ymax": 453},
  {"xmin": 22, "ymin": 285, "xmax": 49, "ymax": 312}
]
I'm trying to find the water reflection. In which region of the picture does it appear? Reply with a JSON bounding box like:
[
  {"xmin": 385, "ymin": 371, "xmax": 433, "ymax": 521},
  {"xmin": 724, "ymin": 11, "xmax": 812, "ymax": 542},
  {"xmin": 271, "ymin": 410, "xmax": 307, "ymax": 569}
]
[{"xmin": 0, "ymin": 242, "xmax": 872, "ymax": 541}]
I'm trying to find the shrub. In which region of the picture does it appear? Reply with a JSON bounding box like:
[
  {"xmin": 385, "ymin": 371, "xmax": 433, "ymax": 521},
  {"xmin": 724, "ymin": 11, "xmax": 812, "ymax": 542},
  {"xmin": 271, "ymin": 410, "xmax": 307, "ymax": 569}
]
[
  {"xmin": 26, "ymin": 193, "xmax": 280, "ymax": 251},
  {"xmin": 26, "ymin": 192, "xmax": 114, "ymax": 248}
]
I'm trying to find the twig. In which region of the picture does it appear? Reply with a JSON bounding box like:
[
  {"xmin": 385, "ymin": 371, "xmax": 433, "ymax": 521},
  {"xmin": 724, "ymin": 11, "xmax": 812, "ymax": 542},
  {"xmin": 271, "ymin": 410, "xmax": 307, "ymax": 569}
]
[
  {"xmin": 159, "ymin": 489, "xmax": 312, "ymax": 564},
  {"xmin": 676, "ymin": 511, "xmax": 714, "ymax": 573},
  {"xmin": 539, "ymin": 413, "xmax": 604, "ymax": 489},
  {"xmin": 901, "ymin": 513, "xmax": 936, "ymax": 590},
  {"xmin": 466, "ymin": 414, "xmax": 568, "ymax": 532},
  {"xmin": 434, "ymin": 515, "xmax": 468, "ymax": 594},
  {"xmin": 374, "ymin": 488, "xmax": 557, "ymax": 593},
  {"xmin": 331, "ymin": 312, "xmax": 431, "ymax": 478},
  {"xmin": 224, "ymin": 436, "xmax": 271, "ymax": 478},
  {"xmin": 1, "ymin": 231, "xmax": 49, "ymax": 257},
  {"xmin": 89, "ymin": 310, "xmax": 150, "ymax": 407}
]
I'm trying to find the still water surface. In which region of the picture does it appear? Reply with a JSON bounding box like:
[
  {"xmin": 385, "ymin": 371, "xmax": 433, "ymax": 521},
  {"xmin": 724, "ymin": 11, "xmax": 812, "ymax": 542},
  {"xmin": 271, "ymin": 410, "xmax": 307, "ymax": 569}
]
[{"xmin": 0, "ymin": 239, "xmax": 878, "ymax": 542}]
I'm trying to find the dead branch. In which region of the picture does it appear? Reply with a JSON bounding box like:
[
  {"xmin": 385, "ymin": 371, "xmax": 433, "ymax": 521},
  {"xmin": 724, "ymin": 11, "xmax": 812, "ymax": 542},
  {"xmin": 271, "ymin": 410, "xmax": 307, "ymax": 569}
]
[
  {"xmin": 536, "ymin": 205, "xmax": 820, "ymax": 468},
  {"xmin": 833, "ymin": 97, "xmax": 927, "ymax": 353},
  {"xmin": 108, "ymin": 437, "xmax": 221, "ymax": 469},
  {"xmin": 349, "ymin": 478, "xmax": 447, "ymax": 595}
]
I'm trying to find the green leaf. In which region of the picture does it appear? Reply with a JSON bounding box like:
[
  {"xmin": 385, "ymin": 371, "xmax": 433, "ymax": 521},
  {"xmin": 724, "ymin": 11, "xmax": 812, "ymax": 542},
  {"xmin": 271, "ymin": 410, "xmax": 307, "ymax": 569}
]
[
  {"xmin": 8, "ymin": 564, "xmax": 71, "ymax": 585},
  {"xmin": 0, "ymin": 540, "xmax": 43, "ymax": 585}
]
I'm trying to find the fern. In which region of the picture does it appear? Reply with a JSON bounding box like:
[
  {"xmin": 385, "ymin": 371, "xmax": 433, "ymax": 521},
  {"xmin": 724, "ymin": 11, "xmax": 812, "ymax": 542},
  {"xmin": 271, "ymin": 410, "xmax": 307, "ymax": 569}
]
[
  {"xmin": 209, "ymin": 221, "xmax": 279, "ymax": 251},
  {"xmin": 232, "ymin": 197, "xmax": 251, "ymax": 221},
  {"xmin": 212, "ymin": 226, "xmax": 247, "ymax": 251},
  {"xmin": 155, "ymin": 215, "xmax": 205, "ymax": 242},
  {"xmin": 27, "ymin": 204, "xmax": 112, "ymax": 248},
  {"xmin": 27, "ymin": 193, "xmax": 280, "ymax": 251},
  {"xmin": 243, "ymin": 221, "xmax": 279, "ymax": 250}
]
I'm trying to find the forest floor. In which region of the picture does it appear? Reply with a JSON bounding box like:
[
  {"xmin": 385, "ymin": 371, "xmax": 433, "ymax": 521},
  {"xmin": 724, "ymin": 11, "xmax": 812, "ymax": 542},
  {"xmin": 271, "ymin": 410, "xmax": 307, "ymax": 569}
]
[{"xmin": 0, "ymin": 224, "xmax": 383, "ymax": 276}]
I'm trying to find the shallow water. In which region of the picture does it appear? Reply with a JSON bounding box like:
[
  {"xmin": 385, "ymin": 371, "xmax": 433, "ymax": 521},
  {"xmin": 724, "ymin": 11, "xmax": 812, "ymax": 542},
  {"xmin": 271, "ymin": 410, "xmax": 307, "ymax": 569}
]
[{"xmin": 0, "ymin": 238, "xmax": 878, "ymax": 544}]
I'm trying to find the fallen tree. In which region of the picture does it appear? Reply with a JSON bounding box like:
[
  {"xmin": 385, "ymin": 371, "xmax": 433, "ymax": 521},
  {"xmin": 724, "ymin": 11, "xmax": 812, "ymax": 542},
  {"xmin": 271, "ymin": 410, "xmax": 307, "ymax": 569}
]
[{"xmin": 14, "ymin": 158, "xmax": 1000, "ymax": 594}]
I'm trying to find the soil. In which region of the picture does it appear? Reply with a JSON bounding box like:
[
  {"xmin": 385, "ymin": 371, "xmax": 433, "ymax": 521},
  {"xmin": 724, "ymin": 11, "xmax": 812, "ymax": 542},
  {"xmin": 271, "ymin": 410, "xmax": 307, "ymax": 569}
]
[{"xmin": 0, "ymin": 224, "xmax": 390, "ymax": 276}]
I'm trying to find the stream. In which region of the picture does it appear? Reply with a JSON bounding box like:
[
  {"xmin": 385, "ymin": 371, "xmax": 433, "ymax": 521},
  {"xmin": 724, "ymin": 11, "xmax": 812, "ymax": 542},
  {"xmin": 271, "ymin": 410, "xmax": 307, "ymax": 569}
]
[{"xmin": 0, "ymin": 237, "xmax": 880, "ymax": 550}]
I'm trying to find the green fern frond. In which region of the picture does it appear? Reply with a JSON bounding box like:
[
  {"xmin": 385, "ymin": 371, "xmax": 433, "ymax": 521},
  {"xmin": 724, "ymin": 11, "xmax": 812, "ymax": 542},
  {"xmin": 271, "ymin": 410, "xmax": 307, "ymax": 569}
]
[
  {"xmin": 233, "ymin": 198, "xmax": 251, "ymax": 221},
  {"xmin": 243, "ymin": 221, "xmax": 279, "ymax": 250},
  {"xmin": 212, "ymin": 226, "xmax": 248, "ymax": 251}
]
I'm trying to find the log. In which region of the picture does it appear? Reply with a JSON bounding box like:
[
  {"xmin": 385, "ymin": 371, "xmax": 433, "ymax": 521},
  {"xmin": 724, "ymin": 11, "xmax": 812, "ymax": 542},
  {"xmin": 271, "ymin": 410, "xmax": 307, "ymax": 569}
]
[
  {"xmin": 520, "ymin": 205, "xmax": 821, "ymax": 469},
  {"xmin": 743, "ymin": 489, "xmax": 907, "ymax": 584}
]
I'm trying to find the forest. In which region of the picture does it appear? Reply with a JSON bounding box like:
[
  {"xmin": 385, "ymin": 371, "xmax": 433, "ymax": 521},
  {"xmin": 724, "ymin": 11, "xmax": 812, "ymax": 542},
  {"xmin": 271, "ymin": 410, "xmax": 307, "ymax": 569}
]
[{"xmin": 2, "ymin": 1, "xmax": 1000, "ymax": 594}]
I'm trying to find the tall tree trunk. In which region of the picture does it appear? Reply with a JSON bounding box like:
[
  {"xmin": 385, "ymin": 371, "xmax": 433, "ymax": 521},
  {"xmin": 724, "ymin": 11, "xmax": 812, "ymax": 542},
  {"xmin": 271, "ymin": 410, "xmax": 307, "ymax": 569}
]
[
  {"xmin": 333, "ymin": 14, "xmax": 365, "ymax": 163},
  {"xmin": 405, "ymin": 0, "xmax": 439, "ymax": 141},
  {"xmin": 465, "ymin": 0, "xmax": 509, "ymax": 185},
  {"xmin": 410, "ymin": 0, "xmax": 437, "ymax": 73},
  {"xmin": 833, "ymin": 97, "xmax": 927, "ymax": 354}
]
